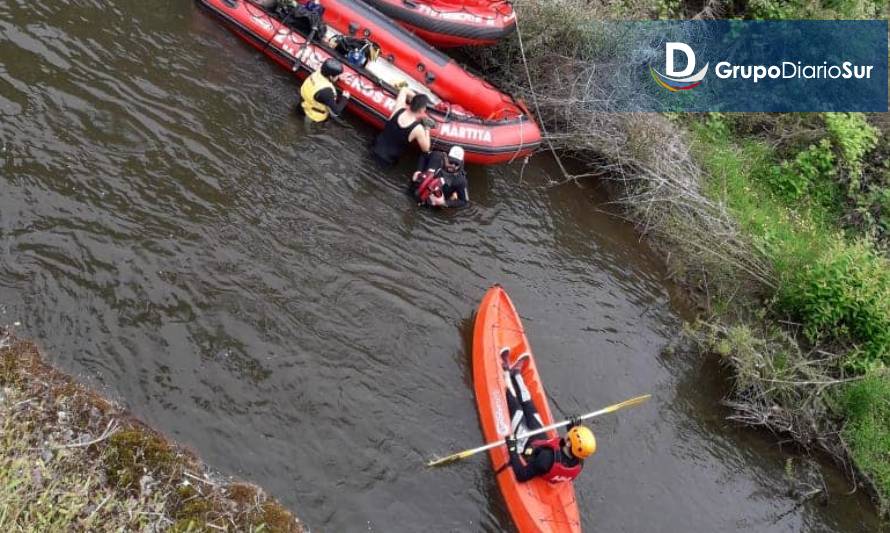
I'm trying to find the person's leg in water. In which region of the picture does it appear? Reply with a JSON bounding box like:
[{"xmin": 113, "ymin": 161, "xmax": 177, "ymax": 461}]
[{"xmin": 415, "ymin": 152, "xmax": 433, "ymax": 174}]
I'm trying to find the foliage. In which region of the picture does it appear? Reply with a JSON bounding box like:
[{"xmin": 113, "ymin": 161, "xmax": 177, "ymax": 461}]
[
  {"xmin": 693, "ymin": 116, "xmax": 890, "ymax": 371},
  {"xmin": 824, "ymin": 112, "xmax": 880, "ymax": 193},
  {"xmin": 686, "ymin": 320, "xmax": 839, "ymax": 447},
  {"xmin": 106, "ymin": 429, "xmax": 179, "ymax": 492},
  {"xmin": 820, "ymin": 113, "xmax": 890, "ymax": 245},
  {"xmin": 745, "ymin": 0, "xmax": 808, "ymax": 18},
  {"xmin": 742, "ymin": 0, "xmax": 887, "ymax": 18},
  {"xmin": 655, "ymin": 0, "xmax": 683, "ymax": 17},
  {"xmin": 779, "ymin": 239, "xmax": 890, "ymax": 371},
  {"xmin": 762, "ymin": 139, "xmax": 838, "ymax": 206},
  {"xmin": 0, "ymin": 385, "xmax": 170, "ymax": 531},
  {"xmin": 841, "ymin": 375, "xmax": 890, "ymax": 507},
  {"xmin": 692, "ymin": 117, "xmax": 828, "ymax": 268}
]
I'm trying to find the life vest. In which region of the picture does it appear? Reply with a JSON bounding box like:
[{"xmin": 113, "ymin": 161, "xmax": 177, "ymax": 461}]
[
  {"xmin": 415, "ymin": 170, "xmax": 444, "ymax": 205},
  {"xmin": 300, "ymin": 70, "xmax": 334, "ymax": 122},
  {"xmin": 535, "ymin": 437, "xmax": 582, "ymax": 483},
  {"xmin": 438, "ymin": 164, "xmax": 464, "ymax": 190}
]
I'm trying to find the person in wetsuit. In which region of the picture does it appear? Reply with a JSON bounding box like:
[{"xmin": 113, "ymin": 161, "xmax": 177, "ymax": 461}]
[
  {"xmin": 371, "ymin": 87, "xmax": 432, "ymax": 166},
  {"xmin": 410, "ymin": 146, "xmax": 469, "ymax": 208},
  {"xmin": 502, "ymin": 348, "xmax": 597, "ymax": 483},
  {"xmin": 299, "ymin": 58, "xmax": 350, "ymax": 123}
]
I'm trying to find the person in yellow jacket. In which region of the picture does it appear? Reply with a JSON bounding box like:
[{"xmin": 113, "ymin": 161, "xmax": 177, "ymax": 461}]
[{"xmin": 299, "ymin": 58, "xmax": 350, "ymax": 123}]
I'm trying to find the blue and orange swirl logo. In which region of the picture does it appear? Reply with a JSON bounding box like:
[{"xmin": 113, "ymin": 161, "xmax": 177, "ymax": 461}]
[{"xmin": 651, "ymin": 42, "xmax": 709, "ymax": 92}]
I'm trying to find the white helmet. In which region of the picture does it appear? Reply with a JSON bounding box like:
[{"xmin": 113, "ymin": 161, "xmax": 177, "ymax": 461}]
[{"xmin": 448, "ymin": 145, "xmax": 465, "ymax": 163}]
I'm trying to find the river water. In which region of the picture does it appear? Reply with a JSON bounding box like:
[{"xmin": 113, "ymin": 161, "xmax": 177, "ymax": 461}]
[{"xmin": 0, "ymin": 1, "xmax": 881, "ymax": 531}]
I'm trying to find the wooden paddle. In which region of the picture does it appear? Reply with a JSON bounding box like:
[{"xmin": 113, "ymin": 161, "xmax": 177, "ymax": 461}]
[{"xmin": 426, "ymin": 394, "xmax": 651, "ymax": 468}]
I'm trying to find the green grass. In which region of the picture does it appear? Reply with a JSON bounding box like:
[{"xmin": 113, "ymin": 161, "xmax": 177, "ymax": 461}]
[
  {"xmin": 692, "ymin": 118, "xmax": 835, "ymax": 254},
  {"xmin": 842, "ymin": 376, "xmax": 890, "ymax": 510},
  {"xmin": 0, "ymin": 338, "xmax": 304, "ymax": 532},
  {"xmin": 690, "ymin": 114, "xmax": 890, "ymax": 508},
  {"xmin": 0, "ymin": 388, "xmax": 168, "ymax": 531},
  {"xmin": 744, "ymin": 0, "xmax": 887, "ymax": 19},
  {"xmin": 692, "ymin": 117, "xmax": 890, "ymax": 370}
]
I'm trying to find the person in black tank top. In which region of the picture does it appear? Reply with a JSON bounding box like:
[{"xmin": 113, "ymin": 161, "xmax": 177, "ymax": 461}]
[{"xmin": 372, "ymin": 88, "xmax": 432, "ymax": 166}]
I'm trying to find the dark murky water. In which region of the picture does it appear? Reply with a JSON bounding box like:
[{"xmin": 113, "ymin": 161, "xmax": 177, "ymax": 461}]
[{"xmin": 0, "ymin": 1, "xmax": 881, "ymax": 531}]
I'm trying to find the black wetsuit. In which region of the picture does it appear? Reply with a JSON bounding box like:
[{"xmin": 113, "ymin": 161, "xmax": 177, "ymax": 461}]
[
  {"xmin": 313, "ymin": 87, "xmax": 348, "ymax": 117},
  {"xmin": 440, "ymin": 168, "xmax": 468, "ymax": 208},
  {"xmin": 508, "ymin": 438, "xmax": 580, "ymax": 482},
  {"xmin": 505, "ymin": 373, "xmax": 581, "ymax": 482},
  {"xmin": 410, "ymin": 151, "xmax": 469, "ymax": 208},
  {"xmin": 372, "ymin": 109, "xmax": 422, "ymax": 166}
]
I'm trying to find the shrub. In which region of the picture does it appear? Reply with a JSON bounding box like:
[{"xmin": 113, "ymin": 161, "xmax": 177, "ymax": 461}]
[
  {"xmin": 778, "ymin": 238, "xmax": 890, "ymax": 371},
  {"xmin": 841, "ymin": 375, "xmax": 890, "ymax": 506},
  {"xmin": 746, "ymin": 0, "xmax": 806, "ymax": 18},
  {"xmin": 743, "ymin": 0, "xmax": 887, "ymax": 18},
  {"xmin": 762, "ymin": 139, "xmax": 837, "ymax": 205},
  {"xmin": 824, "ymin": 112, "xmax": 880, "ymax": 193}
]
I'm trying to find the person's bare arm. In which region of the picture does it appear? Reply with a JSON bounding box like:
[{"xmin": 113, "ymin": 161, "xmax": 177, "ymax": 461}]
[
  {"xmin": 394, "ymin": 87, "xmax": 414, "ymax": 113},
  {"xmin": 410, "ymin": 125, "xmax": 431, "ymax": 153}
]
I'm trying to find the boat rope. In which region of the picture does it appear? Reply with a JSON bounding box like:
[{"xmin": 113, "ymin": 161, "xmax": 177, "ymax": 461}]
[
  {"xmin": 513, "ymin": 5, "xmax": 572, "ymax": 182},
  {"xmin": 507, "ymin": 114, "xmax": 524, "ymax": 164}
]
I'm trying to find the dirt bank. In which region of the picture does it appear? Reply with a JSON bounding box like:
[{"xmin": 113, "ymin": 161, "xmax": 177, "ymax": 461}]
[{"xmin": 0, "ymin": 331, "xmax": 304, "ymax": 532}]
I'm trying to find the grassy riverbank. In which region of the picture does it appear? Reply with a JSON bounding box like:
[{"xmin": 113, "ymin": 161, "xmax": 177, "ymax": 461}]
[
  {"xmin": 691, "ymin": 110, "xmax": 890, "ymax": 500},
  {"xmin": 688, "ymin": 112, "xmax": 890, "ymax": 504},
  {"xmin": 471, "ymin": 0, "xmax": 890, "ymax": 513},
  {"xmin": 0, "ymin": 332, "xmax": 304, "ymax": 532}
]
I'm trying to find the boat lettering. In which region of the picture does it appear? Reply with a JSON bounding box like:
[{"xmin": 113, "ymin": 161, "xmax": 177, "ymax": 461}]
[
  {"xmin": 346, "ymin": 75, "xmax": 397, "ymax": 110},
  {"xmin": 440, "ymin": 123, "xmax": 493, "ymax": 143},
  {"xmin": 252, "ymin": 14, "xmax": 274, "ymax": 32},
  {"xmin": 275, "ymin": 31, "xmax": 299, "ymax": 59},
  {"xmin": 417, "ymin": 5, "xmax": 483, "ymax": 24},
  {"xmin": 303, "ymin": 51, "xmax": 323, "ymax": 70},
  {"xmin": 494, "ymin": 400, "xmax": 509, "ymax": 436}
]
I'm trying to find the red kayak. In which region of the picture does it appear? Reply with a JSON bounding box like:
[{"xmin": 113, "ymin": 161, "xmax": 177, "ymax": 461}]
[
  {"xmin": 360, "ymin": 0, "xmax": 516, "ymax": 47},
  {"xmin": 473, "ymin": 285, "xmax": 582, "ymax": 532},
  {"xmin": 196, "ymin": 0, "xmax": 541, "ymax": 165}
]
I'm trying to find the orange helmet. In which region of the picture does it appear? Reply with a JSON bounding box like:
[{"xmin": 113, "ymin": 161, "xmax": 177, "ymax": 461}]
[{"xmin": 566, "ymin": 426, "xmax": 596, "ymax": 458}]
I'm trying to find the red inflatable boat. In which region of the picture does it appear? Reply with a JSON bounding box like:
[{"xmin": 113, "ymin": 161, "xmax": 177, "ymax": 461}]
[
  {"xmin": 360, "ymin": 0, "xmax": 516, "ymax": 47},
  {"xmin": 196, "ymin": 0, "xmax": 541, "ymax": 165}
]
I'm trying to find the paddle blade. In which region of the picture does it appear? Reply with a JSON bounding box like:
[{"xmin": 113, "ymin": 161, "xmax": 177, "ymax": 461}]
[
  {"xmin": 581, "ymin": 394, "xmax": 652, "ymax": 421},
  {"xmin": 426, "ymin": 451, "xmax": 470, "ymax": 468},
  {"xmin": 598, "ymin": 394, "xmax": 651, "ymax": 415}
]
